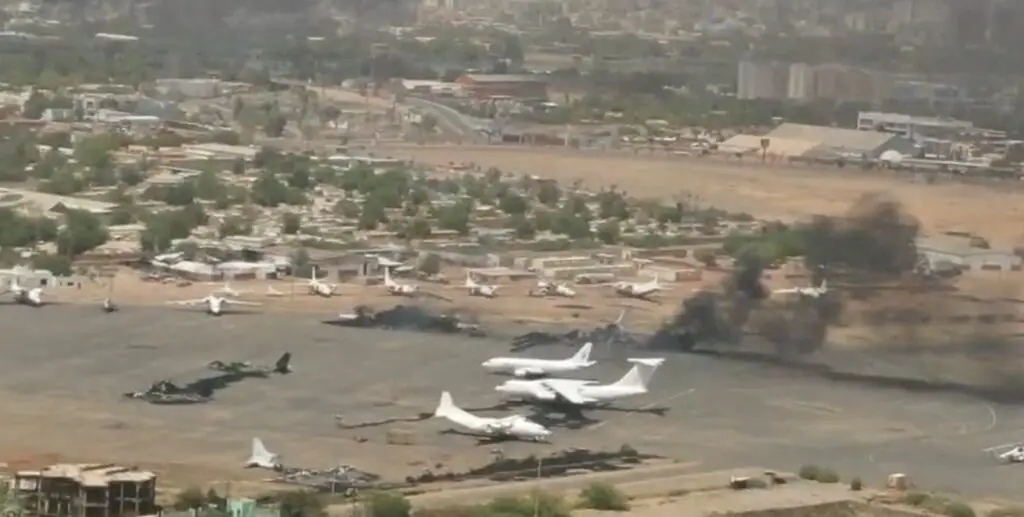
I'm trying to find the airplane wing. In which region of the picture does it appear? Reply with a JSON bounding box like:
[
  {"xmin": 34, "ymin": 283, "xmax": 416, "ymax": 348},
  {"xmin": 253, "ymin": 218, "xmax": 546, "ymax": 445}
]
[
  {"xmin": 539, "ymin": 381, "xmax": 597, "ymax": 405},
  {"xmin": 227, "ymin": 300, "xmax": 262, "ymax": 307},
  {"xmin": 168, "ymin": 299, "xmax": 205, "ymax": 306}
]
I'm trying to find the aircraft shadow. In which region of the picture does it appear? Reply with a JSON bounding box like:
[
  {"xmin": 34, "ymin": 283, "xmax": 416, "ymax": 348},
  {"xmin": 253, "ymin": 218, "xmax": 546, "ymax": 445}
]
[
  {"xmin": 464, "ymin": 401, "xmax": 669, "ymax": 429},
  {"xmin": 336, "ymin": 413, "xmax": 434, "ymax": 430}
]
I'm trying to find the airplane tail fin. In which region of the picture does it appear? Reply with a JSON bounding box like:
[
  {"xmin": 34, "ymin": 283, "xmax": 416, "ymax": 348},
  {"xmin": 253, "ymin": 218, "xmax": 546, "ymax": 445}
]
[
  {"xmin": 247, "ymin": 437, "xmax": 277, "ymax": 467},
  {"xmin": 433, "ymin": 391, "xmax": 479, "ymax": 425},
  {"xmin": 614, "ymin": 310, "xmax": 625, "ymax": 325},
  {"xmin": 820, "ymin": 279, "xmax": 827, "ymax": 292},
  {"xmin": 274, "ymin": 352, "xmax": 292, "ymax": 374},
  {"xmin": 612, "ymin": 358, "xmax": 665, "ymax": 391},
  {"xmin": 570, "ymin": 342, "xmax": 594, "ymax": 364}
]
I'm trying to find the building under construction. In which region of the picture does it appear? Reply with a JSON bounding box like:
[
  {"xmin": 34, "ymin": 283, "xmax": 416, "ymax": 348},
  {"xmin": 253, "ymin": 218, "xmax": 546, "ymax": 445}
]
[{"xmin": 14, "ymin": 464, "xmax": 157, "ymax": 517}]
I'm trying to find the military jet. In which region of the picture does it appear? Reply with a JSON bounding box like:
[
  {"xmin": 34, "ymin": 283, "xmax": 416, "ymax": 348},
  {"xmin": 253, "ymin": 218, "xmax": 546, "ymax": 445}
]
[{"xmin": 207, "ymin": 352, "xmax": 292, "ymax": 375}]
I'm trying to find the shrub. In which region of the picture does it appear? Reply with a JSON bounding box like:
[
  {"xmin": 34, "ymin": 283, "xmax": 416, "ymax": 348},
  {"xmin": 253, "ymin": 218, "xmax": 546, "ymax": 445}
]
[
  {"xmin": 173, "ymin": 486, "xmax": 206, "ymax": 510},
  {"xmin": 485, "ymin": 492, "xmax": 570, "ymax": 517},
  {"xmin": 579, "ymin": 482, "xmax": 630, "ymax": 511},
  {"xmin": 365, "ymin": 492, "xmax": 411, "ymax": 517},
  {"xmin": 946, "ymin": 502, "xmax": 976, "ymax": 517},
  {"xmin": 798, "ymin": 464, "xmax": 822, "ymax": 481},
  {"xmin": 816, "ymin": 469, "xmax": 840, "ymax": 483},
  {"xmin": 850, "ymin": 477, "xmax": 862, "ymax": 491},
  {"xmin": 903, "ymin": 492, "xmax": 931, "ymax": 506},
  {"xmin": 989, "ymin": 508, "xmax": 1024, "ymax": 517}
]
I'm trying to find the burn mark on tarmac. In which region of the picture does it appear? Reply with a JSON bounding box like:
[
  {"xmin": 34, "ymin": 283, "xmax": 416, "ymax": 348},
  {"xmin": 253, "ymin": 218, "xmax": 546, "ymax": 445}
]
[{"xmin": 764, "ymin": 398, "xmax": 842, "ymax": 416}]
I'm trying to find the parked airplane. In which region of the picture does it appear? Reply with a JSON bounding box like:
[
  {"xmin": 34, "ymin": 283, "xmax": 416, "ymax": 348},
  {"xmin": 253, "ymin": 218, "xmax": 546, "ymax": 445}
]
[
  {"xmin": 434, "ymin": 391, "xmax": 551, "ymax": 442},
  {"xmin": 102, "ymin": 298, "xmax": 119, "ymax": 313},
  {"xmin": 494, "ymin": 358, "xmax": 664, "ymax": 406},
  {"xmin": 773, "ymin": 279, "xmax": 827, "ymax": 298},
  {"xmin": 307, "ymin": 268, "xmax": 337, "ymax": 297},
  {"xmin": 266, "ymin": 285, "xmax": 285, "ymax": 297},
  {"xmin": 613, "ymin": 274, "xmax": 663, "ymax": 300},
  {"xmin": 367, "ymin": 254, "xmax": 415, "ymax": 273},
  {"xmin": 245, "ymin": 437, "xmax": 282, "ymax": 470},
  {"xmin": 2, "ymin": 278, "xmax": 43, "ymax": 306},
  {"xmin": 466, "ymin": 273, "xmax": 499, "ymax": 298},
  {"xmin": 984, "ymin": 443, "xmax": 1024, "ymax": 463},
  {"xmin": 384, "ymin": 267, "xmax": 418, "ymax": 296},
  {"xmin": 167, "ymin": 294, "xmax": 261, "ymax": 315},
  {"xmin": 536, "ymin": 279, "xmax": 576, "ymax": 298},
  {"xmin": 482, "ymin": 342, "xmax": 595, "ymax": 378},
  {"xmin": 208, "ymin": 352, "xmax": 292, "ymax": 375}
]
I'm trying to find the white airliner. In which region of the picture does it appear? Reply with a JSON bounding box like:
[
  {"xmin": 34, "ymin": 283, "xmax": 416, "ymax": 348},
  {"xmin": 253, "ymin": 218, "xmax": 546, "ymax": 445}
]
[
  {"xmin": 495, "ymin": 358, "xmax": 664, "ymax": 406},
  {"xmin": 3, "ymin": 278, "xmax": 43, "ymax": 306},
  {"xmin": 434, "ymin": 391, "xmax": 551, "ymax": 441},
  {"xmin": 245, "ymin": 437, "xmax": 282, "ymax": 470},
  {"xmin": 482, "ymin": 342, "xmax": 595, "ymax": 378},
  {"xmin": 466, "ymin": 273, "xmax": 499, "ymax": 298},
  {"xmin": 536, "ymin": 279, "xmax": 576, "ymax": 298},
  {"xmin": 307, "ymin": 268, "xmax": 336, "ymax": 297},
  {"xmin": 613, "ymin": 274, "xmax": 663, "ymax": 300},
  {"xmin": 168, "ymin": 294, "xmax": 261, "ymax": 315},
  {"xmin": 384, "ymin": 267, "xmax": 418, "ymax": 296},
  {"xmin": 773, "ymin": 279, "xmax": 827, "ymax": 298}
]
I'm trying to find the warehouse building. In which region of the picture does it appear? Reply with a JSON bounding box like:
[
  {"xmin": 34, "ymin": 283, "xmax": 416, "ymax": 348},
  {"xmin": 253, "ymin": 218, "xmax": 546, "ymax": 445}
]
[
  {"xmin": 455, "ymin": 74, "xmax": 548, "ymax": 100},
  {"xmin": 764, "ymin": 123, "xmax": 918, "ymax": 161}
]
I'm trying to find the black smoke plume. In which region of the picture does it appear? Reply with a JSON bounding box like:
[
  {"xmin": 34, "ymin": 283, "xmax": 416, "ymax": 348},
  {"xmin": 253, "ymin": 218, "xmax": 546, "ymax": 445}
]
[{"xmin": 652, "ymin": 192, "xmax": 922, "ymax": 355}]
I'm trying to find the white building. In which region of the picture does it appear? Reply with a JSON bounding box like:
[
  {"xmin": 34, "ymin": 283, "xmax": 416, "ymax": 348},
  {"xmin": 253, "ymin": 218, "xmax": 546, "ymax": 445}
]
[
  {"xmin": 856, "ymin": 111, "xmax": 974, "ymax": 139},
  {"xmin": 737, "ymin": 60, "xmax": 788, "ymax": 100},
  {"xmin": 787, "ymin": 63, "xmax": 815, "ymax": 101}
]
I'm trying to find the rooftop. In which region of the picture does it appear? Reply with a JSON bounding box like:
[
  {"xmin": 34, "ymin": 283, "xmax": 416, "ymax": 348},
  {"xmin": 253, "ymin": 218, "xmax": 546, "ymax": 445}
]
[
  {"xmin": 19, "ymin": 463, "xmax": 155, "ymax": 487},
  {"xmin": 461, "ymin": 74, "xmax": 548, "ymax": 83},
  {"xmin": 858, "ymin": 111, "xmax": 974, "ymax": 129},
  {"xmin": 0, "ymin": 188, "xmax": 117, "ymax": 214},
  {"xmin": 766, "ymin": 123, "xmax": 900, "ymax": 153}
]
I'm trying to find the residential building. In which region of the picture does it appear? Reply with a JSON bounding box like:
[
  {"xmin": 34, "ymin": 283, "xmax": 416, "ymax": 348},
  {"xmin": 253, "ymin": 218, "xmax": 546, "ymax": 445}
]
[
  {"xmin": 455, "ymin": 74, "xmax": 548, "ymax": 100},
  {"xmin": 14, "ymin": 463, "xmax": 156, "ymax": 517},
  {"xmin": 856, "ymin": 111, "xmax": 974, "ymax": 139},
  {"xmin": 736, "ymin": 60, "xmax": 787, "ymax": 100},
  {"xmin": 787, "ymin": 63, "xmax": 815, "ymax": 101}
]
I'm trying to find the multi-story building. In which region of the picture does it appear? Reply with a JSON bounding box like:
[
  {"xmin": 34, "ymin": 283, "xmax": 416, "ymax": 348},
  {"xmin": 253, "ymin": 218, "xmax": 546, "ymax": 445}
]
[
  {"xmin": 14, "ymin": 464, "xmax": 157, "ymax": 517},
  {"xmin": 787, "ymin": 63, "xmax": 815, "ymax": 101},
  {"xmin": 736, "ymin": 60, "xmax": 788, "ymax": 100}
]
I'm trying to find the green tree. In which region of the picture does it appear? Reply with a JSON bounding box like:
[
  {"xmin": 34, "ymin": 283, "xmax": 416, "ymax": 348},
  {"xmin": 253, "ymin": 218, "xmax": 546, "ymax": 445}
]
[
  {"xmin": 358, "ymin": 197, "xmax": 387, "ymax": 230},
  {"xmin": 437, "ymin": 200, "xmax": 472, "ymax": 235},
  {"xmin": 537, "ymin": 181, "xmax": 562, "ymax": 207},
  {"xmin": 278, "ymin": 491, "xmax": 326, "ymax": 517},
  {"xmin": 119, "ymin": 165, "xmax": 143, "ymax": 186},
  {"xmin": 56, "ymin": 209, "xmax": 109, "ymax": 256},
  {"xmin": 31, "ymin": 252, "xmax": 72, "ymax": 275},
  {"xmin": 553, "ymin": 212, "xmax": 590, "ymax": 239},
  {"xmin": 510, "ymin": 214, "xmax": 536, "ymax": 240},
  {"xmin": 195, "ymin": 169, "xmax": 225, "ymax": 200},
  {"xmin": 334, "ymin": 199, "xmax": 361, "ymax": 219},
  {"xmin": 218, "ymin": 216, "xmax": 250, "ymax": 238},
  {"xmin": 498, "ymin": 192, "xmax": 528, "ymax": 215},
  {"xmin": 265, "ymin": 113, "xmax": 287, "ymax": 137},
  {"xmin": 596, "ymin": 220, "xmax": 620, "ymax": 244},
  {"xmin": 166, "ymin": 182, "xmax": 197, "ymax": 206},
  {"xmin": 404, "ymin": 217, "xmax": 432, "ymax": 239},
  {"xmin": 282, "ymin": 212, "xmax": 301, "ymax": 234},
  {"xmin": 231, "ymin": 157, "xmax": 246, "ymax": 175},
  {"xmin": 251, "ymin": 171, "xmax": 288, "ymax": 207},
  {"xmin": 288, "ymin": 167, "xmax": 312, "ymax": 190},
  {"xmin": 365, "ymin": 492, "xmax": 411, "ymax": 517}
]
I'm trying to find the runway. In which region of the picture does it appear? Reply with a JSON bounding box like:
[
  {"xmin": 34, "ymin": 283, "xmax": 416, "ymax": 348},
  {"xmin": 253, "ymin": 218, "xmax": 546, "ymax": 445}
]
[{"xmin": 0, "ymin": 304, "xmax": 1021, "ymax": 496}]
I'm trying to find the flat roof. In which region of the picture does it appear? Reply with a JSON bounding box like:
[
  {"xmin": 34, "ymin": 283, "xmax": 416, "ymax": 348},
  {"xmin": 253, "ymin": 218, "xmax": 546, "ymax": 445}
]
[
  {"xmin": 766, "ymin": 123, "xmax": 899, "ymax": 153},
  {"xmin": 461, "ymin": 74, "xmax": 547, "ymax": 83},
  {"xmin": 20, "ymin": 463, "xmax": 155, "ymax": 486}
]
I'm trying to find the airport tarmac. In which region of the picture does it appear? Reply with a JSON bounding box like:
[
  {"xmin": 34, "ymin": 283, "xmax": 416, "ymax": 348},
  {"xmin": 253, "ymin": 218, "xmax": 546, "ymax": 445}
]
[{"xmin": 0, "ymin": 304, "xmax": 1022, "ymax": 497}]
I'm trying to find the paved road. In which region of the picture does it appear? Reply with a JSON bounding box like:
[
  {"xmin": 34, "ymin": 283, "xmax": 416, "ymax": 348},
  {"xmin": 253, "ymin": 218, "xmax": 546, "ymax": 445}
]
[
  {"xmin": 404, "ymin": 96, "xmax": 489, "ymax": 144},
  {"xmin": 0, "ymin": 304, "xmax": 1021, "ymax": 497}
]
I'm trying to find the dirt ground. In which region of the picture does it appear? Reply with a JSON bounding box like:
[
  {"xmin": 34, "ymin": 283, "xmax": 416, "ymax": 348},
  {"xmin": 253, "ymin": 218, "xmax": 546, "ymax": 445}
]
[{"xmin": 371, "ymin": 144, "xmax": 1024, "ymax": 249}]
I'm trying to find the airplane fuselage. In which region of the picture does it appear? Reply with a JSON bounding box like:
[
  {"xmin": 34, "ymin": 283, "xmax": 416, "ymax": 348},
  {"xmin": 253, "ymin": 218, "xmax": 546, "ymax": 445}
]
[
  {"xmin": 483, "ymin": 359, "xmax": 586, "ymax": 377},
  {"xmin": 494, "ymin": 380, "xmax": 642, "ymax": 405}
]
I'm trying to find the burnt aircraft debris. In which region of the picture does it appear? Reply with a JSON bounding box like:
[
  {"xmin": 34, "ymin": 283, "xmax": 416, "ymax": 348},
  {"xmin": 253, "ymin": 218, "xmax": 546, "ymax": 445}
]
[
  {"xmin": 323, "ymin": 305, "xmax": 487, "ymax": 337},
  {"xmin": 273, "ymin": 465, "xmax": 382, "ymax": 494},
  {"xmin": 511, "ymin": 320, "xmax": 639, "ymax": 352},
  {"xmin": 125, "ymin": 353, "xmax": 294, "ymax": 405},
  {"xmin": 208, "ymin": 352, "xmax": 293, "ymax": 375},
  {"xmin": 408, "ymin": 445, "xmax": 656, "ymax": 485}
]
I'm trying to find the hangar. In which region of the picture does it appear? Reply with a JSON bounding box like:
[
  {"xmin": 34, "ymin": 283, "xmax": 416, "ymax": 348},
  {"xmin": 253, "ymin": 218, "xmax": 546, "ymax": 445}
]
[{"xmin": 722, "ymin": 123, "xmax": 918, "ymax": 162}]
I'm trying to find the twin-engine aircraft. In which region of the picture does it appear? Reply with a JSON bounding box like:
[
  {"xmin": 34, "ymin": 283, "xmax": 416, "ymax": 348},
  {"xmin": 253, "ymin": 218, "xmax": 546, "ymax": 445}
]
[
  {"xmin": 482, "ymin": 342, "xmax": 595, "ymax": 378},
  {"xmin": 494, "ymin": 358, "xmax": 664, "ymax": 406}
]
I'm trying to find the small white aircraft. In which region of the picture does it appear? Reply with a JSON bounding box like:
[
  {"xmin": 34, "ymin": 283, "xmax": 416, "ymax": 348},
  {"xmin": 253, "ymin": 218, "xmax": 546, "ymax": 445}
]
[
  {"xmin": 367, "ymin": 254, "xmax": 412, "ymax": 271},
  {"xmin": 613, "ymin": 274, "xmax": 663, "ymax": 300},
  {"xmin": 495, "ymin": 358, "xmax": 664, "ymax": 406},
  {"xmin": 466, "ymin": 272, "xmax": 499, "ymax": 298},
  {"xmin": 265, "ymin": 285, "xmax": 285, "ymax": 297},
  {"xmin": 434, "ymin": 391, "xmax": 551, "ymax": 442},
  {"xmin": 384, "ymin": 267, "xmax": 418, "ymax": 296},
  {"xmin": 985, "ymin": 443, "xmax": 1024, "ymax": 463},
  {"xmin": 482, "ymin": 342, "xmax": 595, "ymax": 378},
  {"xmin": 773, "ymin": 279, "xmax": 827, "ymax": 298},
  {"xmin": 307, "ymin": 268, "xmax": 337, "ymax": 298},
  {"xmin": 536, "ymin": 279, "xmax": 576, "ymax": 298},
  {"xmin": 167, "ymin": 294, "xmax": 261, "ymax": 316},
  {"xmin": 245, "ymin": 437, "xmax": 282, "ymax": 470},
  {"xmin": 2, "ymin": 278, "xmax": 43, "ymax": 306}
]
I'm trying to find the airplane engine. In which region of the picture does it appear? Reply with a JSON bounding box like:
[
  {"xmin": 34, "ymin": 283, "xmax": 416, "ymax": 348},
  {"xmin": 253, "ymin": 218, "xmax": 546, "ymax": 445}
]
[{"xmin": 513, "ymin": 368, "xmax": 544, "ymax": 379}]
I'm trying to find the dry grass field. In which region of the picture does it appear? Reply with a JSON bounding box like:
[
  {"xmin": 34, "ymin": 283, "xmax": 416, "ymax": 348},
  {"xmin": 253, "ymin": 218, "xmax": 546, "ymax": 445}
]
[{"xmin": 374, "ymin": 144, "xmax": 1024, "ymax": 249}]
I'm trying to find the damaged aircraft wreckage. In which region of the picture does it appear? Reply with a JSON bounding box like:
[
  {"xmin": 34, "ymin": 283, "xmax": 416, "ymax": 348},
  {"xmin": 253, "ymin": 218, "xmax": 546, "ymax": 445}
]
[
  {"xmin": 323, "ymin": 305, "xmax": 487, "ymax": 337},
  {"xmin": 124, "ymin": 353, "xmax": 293, "ymax": 404}
]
